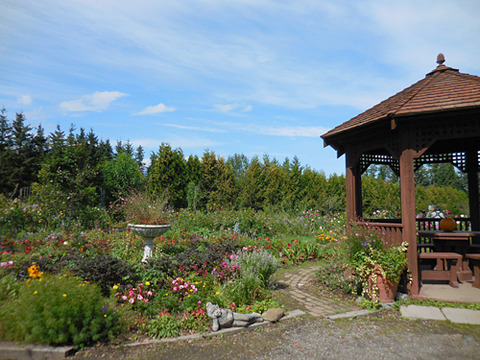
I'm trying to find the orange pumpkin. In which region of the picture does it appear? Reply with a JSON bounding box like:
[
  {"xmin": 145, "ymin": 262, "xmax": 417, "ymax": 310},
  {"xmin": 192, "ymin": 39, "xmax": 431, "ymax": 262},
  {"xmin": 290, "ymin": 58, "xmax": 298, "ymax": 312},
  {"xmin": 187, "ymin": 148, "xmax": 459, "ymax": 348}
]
[{"xmin": 440, "ymin": 218, "xmax": 456, "ymax": 232}]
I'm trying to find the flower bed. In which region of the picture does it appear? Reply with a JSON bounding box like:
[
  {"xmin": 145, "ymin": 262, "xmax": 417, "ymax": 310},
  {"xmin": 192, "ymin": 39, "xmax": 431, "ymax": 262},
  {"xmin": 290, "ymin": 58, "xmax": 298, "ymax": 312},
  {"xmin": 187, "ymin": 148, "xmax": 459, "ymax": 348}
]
[{"xmin": 0, "ymin": 210, "xmax": 345, "ymax": 348}]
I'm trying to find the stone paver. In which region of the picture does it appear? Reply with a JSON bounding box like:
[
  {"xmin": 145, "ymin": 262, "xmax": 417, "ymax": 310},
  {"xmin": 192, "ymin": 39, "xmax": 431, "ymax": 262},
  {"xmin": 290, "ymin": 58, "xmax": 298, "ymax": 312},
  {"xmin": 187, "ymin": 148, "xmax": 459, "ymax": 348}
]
[
  {"xmin": 400, "ymin": 305, "xmax": 480, "ymax": 325},
  {"xmin": 441, "ymin": 308, "xmax": 480, "ymax": 325},
  {"xmin": 400, "ymin": 305, "xmax": 446, "ymax": 321},
  {"xmin": 278, "ymin": 265, "xmax": 361, "ymax": 317}
]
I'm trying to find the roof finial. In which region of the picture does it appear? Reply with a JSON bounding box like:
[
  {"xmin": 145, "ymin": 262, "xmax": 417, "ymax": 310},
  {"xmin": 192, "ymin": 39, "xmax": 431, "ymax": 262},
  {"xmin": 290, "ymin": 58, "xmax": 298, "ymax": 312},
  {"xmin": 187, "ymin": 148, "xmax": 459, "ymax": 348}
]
[{"xmin": 437, "ymin": 53, "xmax": 445, "ymax": 65}]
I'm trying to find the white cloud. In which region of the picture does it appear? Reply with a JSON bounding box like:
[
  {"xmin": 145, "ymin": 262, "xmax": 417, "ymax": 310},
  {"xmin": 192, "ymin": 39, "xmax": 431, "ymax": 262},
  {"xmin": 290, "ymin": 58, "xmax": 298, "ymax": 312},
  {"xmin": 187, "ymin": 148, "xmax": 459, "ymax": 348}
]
[
  {"xmin": 17, "ymin": 95, "xmax": 32, "ymax": 105},
  {"xmin": 242, "ymin": 125, "xmax": 329, "ymax": 138},
  {"xmin": 214, "ymin": 103, "xmax": 252, "ymax": 112},
  {"xmin": 214, "ymin": 104, "xmax": 238, "ymax": 112},
  {"xmin": 164, "ymin": 123, "xmax": 227, "ymax": 133},
  {"xmin": 131, "ymin": 136, "xmax": 219, "ymax": 151},
  {"xmin": 262, "ymin": 126, "xmax": 330, "ymax": 137},
  {"xmin": 134, "ymin": 103, "xmax": 176, "ymax": 115},
  {"xmin": 59, "ymin": 91, "xmax": 128, "ymax": 112}
]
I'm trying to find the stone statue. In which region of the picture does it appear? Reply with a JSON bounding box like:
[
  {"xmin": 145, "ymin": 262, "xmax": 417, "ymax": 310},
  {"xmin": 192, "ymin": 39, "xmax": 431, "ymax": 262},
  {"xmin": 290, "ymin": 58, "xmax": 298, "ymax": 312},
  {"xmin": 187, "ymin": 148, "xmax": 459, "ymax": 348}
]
[{"xmin": 206, "ymin": 302, "xmax": 263, "ymax": 331}]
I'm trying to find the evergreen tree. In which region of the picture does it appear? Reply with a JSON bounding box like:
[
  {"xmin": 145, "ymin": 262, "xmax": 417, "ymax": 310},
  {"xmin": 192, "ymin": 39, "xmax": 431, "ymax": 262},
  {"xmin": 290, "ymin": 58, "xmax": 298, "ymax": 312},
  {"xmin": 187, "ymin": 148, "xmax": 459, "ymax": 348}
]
[
  {"xmin": 147, "ymin": 143, "xmax": 188, "ymax": 208},
  {"xmin": 102, "ymin": 151, "xmax": 144, "ymax": 204},
  {"xmin": 0, "ymin": 108, "xmax": 15, "ymax": 195}
]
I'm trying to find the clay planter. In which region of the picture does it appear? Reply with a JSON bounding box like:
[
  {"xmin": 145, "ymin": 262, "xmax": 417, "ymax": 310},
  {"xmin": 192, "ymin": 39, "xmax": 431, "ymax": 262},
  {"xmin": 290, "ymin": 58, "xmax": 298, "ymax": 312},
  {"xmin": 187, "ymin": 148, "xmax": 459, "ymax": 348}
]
[
  {"xmin": 128, "ymin": 224, "xmax": 171, "ymax": 263},
  {"xmin": 367, "ymin": 265, "xmax": 399, "ymax": 303}
]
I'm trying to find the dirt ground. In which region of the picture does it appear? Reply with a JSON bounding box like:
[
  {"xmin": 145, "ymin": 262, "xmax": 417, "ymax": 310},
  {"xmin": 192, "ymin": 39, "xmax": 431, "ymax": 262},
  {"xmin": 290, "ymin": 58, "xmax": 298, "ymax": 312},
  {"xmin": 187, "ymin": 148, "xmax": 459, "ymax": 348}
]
[{"xmin": 72, "ymin": 265, "xmax": 480, "ymax": 360}]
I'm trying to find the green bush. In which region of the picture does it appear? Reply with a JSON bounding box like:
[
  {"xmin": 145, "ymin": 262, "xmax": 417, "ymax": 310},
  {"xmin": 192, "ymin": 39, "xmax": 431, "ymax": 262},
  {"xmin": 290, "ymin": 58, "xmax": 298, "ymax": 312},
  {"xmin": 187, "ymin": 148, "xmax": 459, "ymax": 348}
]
[
  {"xmin": 140, "ymin": 311, "xmax": 180, "ymax": 338},
  {"xmin": 234, "ymin": 249, "xmax": 280, "ymax": 287},
  {"xmin": 70, "ymin": 254, "xmax": 138, "ymax": 296},
  {"xmin": 0, "ymin": 274, "xmax": 121, "ymax": 347}
]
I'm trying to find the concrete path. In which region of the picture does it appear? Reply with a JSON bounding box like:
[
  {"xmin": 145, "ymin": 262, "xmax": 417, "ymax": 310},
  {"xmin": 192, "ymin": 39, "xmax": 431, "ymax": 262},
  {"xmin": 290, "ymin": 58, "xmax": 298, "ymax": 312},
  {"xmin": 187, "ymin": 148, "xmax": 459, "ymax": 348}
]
[{"xmin": 400, "ymin": 304, "xmax": 480, "ymax": 324}]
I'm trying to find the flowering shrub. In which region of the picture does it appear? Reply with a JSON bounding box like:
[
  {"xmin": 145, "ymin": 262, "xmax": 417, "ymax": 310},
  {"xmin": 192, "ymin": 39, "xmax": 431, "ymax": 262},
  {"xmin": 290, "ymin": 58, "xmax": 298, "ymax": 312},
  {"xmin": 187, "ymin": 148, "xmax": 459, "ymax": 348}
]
[
  {"xmin": 115, "ymin": 282, "xmax": 153, "ymax": 305},
  {"xmin": 345, "ymin": 224, "xmax": 408, "ymax": 300},
  {"xmin": 170, "ymin": 277, "xmax": 198, "ymax": 301},
  {"xmin": 212, "ymin": 255, "xmax": 240, "ymax": 283},
  {"xmin": 0, "ymin": 198, "xmax": 47, "ymax": 236}
]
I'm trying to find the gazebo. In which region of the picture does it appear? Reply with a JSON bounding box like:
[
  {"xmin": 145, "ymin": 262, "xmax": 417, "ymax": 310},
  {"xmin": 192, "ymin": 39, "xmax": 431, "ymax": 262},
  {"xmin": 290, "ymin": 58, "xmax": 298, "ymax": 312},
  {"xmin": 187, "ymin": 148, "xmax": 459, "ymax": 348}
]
[{"xmin": 321, "ymin": 54, "xmax": 480, "ymax": 296}]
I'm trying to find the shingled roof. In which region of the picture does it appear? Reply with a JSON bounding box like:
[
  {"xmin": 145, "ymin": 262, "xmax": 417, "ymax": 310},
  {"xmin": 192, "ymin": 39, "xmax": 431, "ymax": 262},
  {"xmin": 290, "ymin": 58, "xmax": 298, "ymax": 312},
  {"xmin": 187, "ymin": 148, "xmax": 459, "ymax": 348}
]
[{"xmin": 322, "ymin": 54, "xmax": 480, "ymax": 140}]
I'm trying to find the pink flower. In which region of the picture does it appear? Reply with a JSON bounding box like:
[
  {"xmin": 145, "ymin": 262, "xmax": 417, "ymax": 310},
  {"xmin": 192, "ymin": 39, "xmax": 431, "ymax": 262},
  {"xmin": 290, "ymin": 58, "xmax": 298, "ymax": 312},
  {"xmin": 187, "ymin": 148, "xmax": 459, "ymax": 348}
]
[
  {"xmin": 129, "ymin": 298, "xmax": 135, "ymax": 304},
  {"xmin": 147, "ymin": 290, "xmax": 153, "ymax": 296},
  {"xmin": 122, "ymin": 295, "xmax": 128, "ymax": 301},
  {"xmin": 137, "ymin": 294, "xmax": 143, "ymax": 301}
]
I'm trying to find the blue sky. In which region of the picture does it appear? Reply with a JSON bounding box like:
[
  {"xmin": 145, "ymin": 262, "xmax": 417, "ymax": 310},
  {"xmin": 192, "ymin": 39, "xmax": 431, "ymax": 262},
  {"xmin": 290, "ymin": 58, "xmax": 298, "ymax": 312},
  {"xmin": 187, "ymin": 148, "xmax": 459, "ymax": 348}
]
[{"xmin": 1, "ymin": 1, "xmax": 480, "ymax": 175}]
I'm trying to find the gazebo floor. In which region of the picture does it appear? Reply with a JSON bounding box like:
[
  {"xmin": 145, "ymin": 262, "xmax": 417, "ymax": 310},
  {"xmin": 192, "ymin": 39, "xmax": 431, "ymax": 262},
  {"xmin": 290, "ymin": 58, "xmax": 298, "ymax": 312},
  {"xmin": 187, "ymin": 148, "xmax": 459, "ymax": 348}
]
[{"xmin": 412, "ymin": 282, "xmax": 480, "ymax": 304}]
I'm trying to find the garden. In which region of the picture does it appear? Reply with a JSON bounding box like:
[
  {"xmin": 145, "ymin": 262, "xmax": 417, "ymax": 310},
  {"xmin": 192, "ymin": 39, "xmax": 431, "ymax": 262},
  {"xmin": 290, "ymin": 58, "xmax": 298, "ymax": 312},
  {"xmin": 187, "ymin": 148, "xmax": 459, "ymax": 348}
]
[
  {"xmin": 0, "ymin": 186, "xmax": 422, "ymax": 350},
  {"xmin": 0, "ymin": 192, "xmax": 359, "ymax": 348},
  {"xmin": 0, "ymin": 113, "xmax": 473, "ymax": 351}
]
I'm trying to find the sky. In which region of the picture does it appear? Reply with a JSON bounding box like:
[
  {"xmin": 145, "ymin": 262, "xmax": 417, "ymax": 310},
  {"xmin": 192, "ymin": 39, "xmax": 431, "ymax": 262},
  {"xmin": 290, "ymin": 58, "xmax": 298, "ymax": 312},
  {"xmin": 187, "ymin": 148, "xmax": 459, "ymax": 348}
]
[{"xmin": 1, "ymin": 1, "xmax": 480, "ymax": 175}]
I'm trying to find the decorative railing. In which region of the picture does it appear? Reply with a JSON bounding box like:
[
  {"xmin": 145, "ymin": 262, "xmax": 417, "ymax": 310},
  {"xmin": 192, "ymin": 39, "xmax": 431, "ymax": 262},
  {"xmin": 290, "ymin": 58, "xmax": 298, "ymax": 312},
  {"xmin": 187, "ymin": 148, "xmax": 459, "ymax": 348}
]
[
  {"xmin": 356, "ymin": 219, "xmax": 404, "ymax": 247},
  {"xmin": 356, "ymin": 218, "xmax": 472, "ymax": 252},
  {"xmin": 416, "ymin": 217, "xmax": 472, "ymax": 252},
  {"xmin": 415, "ymin": 217, "xmax": 471, "ymax": 231}
]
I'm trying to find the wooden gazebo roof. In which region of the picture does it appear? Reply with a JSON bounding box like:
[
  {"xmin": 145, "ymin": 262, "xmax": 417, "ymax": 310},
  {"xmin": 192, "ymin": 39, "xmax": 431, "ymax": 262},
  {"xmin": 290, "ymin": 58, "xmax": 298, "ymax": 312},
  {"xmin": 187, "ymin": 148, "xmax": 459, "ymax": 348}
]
[{"xmin": 323, "ymin": 54, "xmax": 480, "ymax": 155}]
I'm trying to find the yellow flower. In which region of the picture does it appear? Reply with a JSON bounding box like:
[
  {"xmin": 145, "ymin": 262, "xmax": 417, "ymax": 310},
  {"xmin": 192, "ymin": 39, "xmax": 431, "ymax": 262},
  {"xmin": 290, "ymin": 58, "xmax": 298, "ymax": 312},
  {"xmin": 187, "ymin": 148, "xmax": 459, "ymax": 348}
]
[
  {"xmin": 27, "ymin": 264, "xmax": 43, "ymax": 279},
  {"xmin": 145, "ymin": 282, "xmax": 150, "ymax": 286},
  {"xmin": 104, "ymin": 314, "xmax": 107, "ymax": 318},
  {"xmin": 113, "ymin": 285, "xmax": 119, "ymax": 290},
  {"xmin": 215, "ymin": 292, "xmax": 220, "ymax": 295},
  {"xmin": 187, "ymin": 295, "xmax": 191, "ymax": 298},
  {"xmin": 165, "ymin": 293, "xmax": 169, "ymax": 296},
  {"xmin": 63, "ymin": 294, "xmax": 67, "ymax": 297},
  {"xmin": 33, "ymin": 290, "xmax": 38, "ymax": 295}
]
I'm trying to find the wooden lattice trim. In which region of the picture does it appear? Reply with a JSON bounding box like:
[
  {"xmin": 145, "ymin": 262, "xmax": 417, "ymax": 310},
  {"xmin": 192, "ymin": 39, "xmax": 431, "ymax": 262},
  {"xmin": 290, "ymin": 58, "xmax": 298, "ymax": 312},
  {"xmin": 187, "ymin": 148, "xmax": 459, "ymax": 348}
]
[
  {"xmin": 361, "ymin": 150, "xmax": 479, "ymax": 175},
  {"xmin": 415, "ymin": 152, "xmax": 467, "ymax": 172}
]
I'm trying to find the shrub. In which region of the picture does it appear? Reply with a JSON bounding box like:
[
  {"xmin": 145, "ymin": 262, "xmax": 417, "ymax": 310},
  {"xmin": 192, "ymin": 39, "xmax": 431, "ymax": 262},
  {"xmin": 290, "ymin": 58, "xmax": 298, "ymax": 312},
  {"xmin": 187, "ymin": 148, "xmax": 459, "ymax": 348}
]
[
  {"xmin": 225, "ymin": 267, "xmax": 264, "ymax": 305},
  {"xmin": 0, "ymin": 274, "xmax": 121, "ymax": 347},
  {"xmin": 234, "ymin": 249, "xmax": 280, "ymax": 287},
  {"xmin": 140, "ymin": 310, "xmax": 180, "ymax": 338},
  {"xmin": 70, "ymin": 254, "xmax": 138, "ymax": 296}
]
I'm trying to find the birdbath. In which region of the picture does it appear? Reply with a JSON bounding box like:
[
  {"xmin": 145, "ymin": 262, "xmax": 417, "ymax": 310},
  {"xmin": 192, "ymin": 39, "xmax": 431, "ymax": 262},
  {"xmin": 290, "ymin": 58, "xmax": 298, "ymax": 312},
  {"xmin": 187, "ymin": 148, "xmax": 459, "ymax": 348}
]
[{"xmin": 128, "ymin": 224, "xmax": 171, "ymax": 263}]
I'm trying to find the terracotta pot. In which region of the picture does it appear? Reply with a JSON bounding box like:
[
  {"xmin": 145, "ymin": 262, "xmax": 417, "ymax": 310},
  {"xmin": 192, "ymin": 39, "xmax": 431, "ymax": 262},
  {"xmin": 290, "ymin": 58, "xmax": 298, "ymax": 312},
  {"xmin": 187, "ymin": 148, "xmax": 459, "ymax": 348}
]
[{"xmin": 367, "ymin": 266, "xmax": 399, "ymax": 303}]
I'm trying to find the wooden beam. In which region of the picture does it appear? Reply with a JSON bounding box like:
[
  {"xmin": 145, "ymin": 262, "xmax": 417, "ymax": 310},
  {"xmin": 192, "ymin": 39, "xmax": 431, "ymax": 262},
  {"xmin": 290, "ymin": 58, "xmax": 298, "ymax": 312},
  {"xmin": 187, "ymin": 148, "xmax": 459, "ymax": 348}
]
[
  {"xmin": 466, "ymin": 149, "xmax": 480, "ymax": 231},
  {"xmin": 399, "ymin": 147, "xmax": 419, "ymax": 295},
  {"xmin": 346, "ymin": 152, "xmax": 362, "ymax": 224}
]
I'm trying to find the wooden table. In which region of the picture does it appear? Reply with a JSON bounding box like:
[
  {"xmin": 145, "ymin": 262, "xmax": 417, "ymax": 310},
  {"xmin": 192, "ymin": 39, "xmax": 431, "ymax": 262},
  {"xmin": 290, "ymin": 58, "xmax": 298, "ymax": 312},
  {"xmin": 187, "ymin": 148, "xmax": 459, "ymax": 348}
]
[{"xmin": 418, "ymin": 230, "xmax": 480, "ymax": 282}]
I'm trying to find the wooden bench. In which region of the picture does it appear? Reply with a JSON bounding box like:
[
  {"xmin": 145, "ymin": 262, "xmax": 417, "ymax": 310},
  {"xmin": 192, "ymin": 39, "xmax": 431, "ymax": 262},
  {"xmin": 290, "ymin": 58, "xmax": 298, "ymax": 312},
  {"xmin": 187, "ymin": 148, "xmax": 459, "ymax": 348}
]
[
  {"xmin": 418, "ymin": 252, "xmax": 462, "ymax": 288},
  {"xmin": 466, "ymin": 254, "xmax": 480, "ymax": 289}
]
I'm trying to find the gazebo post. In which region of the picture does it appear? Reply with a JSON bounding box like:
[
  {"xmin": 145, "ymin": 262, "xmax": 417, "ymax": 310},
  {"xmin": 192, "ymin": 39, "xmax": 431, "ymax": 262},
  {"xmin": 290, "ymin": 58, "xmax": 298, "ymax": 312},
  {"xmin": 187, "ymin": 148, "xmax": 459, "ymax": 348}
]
[
  {"xmin": 466, "ymin": 148, "xmax": 480, "ymax": 231},
  {"xmin": 399, "ymin": 146, "xmax": 419, "ymax": 295},
  {"xmin": 345, "ymin": 152, "xmax": 362, "ymax": 225}
]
